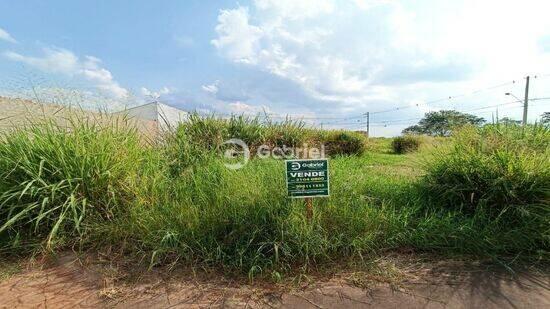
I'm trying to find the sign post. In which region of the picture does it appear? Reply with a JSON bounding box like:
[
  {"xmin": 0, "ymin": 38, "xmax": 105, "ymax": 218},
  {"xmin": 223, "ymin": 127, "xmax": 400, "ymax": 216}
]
[
  {"xmin": 305, "ymin": 197, "xmax": 313, "ymax": 221},
  {"xmin": 285, "ymin": 159, "xmax": 330, "ymax": 220}
]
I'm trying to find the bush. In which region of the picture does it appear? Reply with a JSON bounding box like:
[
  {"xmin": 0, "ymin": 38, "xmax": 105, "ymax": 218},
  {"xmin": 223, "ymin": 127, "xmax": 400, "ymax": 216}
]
[
  {"xmin": 324, "ymin": 131, "xmax": 367, "ymax": 156},
  {"xmin": 166, "ymin": 115, "xmax": 368, "ymax": 168},
  {"xmin": 421, "ymin": 124, "xmax": 550, "ymax": 219},
  {"xmin": 392, "ymin": 135, "xmax": 422, "ymax": 154}
]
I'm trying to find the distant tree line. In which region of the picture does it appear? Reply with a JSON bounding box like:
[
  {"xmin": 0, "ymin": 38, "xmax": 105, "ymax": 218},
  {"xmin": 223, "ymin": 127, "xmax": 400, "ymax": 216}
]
[
  {"xmin": 402, "ymin": 110, "xmax": 549, "ymax": 136},
  {"xmin": 402, "ymin": 110, "xmax": 485, "ymax": 136}
]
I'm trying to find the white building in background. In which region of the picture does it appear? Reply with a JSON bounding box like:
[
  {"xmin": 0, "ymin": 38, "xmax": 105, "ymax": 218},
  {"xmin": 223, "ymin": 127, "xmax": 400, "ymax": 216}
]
[{"xmin": 115, "ymin": 101, "xmax": 188, "ymax": 131}]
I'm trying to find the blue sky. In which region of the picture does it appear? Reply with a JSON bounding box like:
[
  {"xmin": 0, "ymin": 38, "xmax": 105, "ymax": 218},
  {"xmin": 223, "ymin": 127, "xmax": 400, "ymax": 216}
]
[{"xmin": 1, "ymin": 0, "xmax": 549, "ymax": 136}]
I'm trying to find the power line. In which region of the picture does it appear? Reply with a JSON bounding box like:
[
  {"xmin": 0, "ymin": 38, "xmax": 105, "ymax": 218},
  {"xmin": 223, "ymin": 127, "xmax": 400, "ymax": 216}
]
[
  {"xmin": 369, "ymin": 80, "xmax": 518, "ymax": 115},
  {"xmin": 247, "ymin": 77, "xmax": 550, "ymax": 125},
  {"xmin": 462, "ymin": 100, "xmax": 522, "ymax": 113},
  {"xmin": 531, "ymin": 97, "xmax": 550, "ymax": 102},
  {"xmin": 374, "ymin": 96, "xmax": 547, "ymax": 126},
  {"xmin": 262, "ymin": 111, "xmax": 371, "ymax": 120},
  {"xmin": 328, "ymin": 98, "xmax": 543, "ymax": 128},
  {"xmin": 237, "ymin": 73, "xmax": 550, "ymax": 123},
  {"xmin": 208, "ymin": 75, "xmax": 550, "ymax": 128},
  {"xmin": 319, "ymin": 76, "xmax": 536, "ymax": 125}
]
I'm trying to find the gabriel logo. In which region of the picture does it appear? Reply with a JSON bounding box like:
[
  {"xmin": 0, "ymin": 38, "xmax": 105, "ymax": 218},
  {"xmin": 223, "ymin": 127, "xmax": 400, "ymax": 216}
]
[{"xmin": 290, "ymin": 162, "xmax": 301, "ymax": 170}]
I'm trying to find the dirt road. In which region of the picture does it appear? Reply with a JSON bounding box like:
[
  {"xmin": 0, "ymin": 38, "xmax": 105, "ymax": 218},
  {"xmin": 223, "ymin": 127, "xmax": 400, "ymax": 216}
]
[{"xmin": 1, "ymin": 254, "xmax": 548, "ymax": 308}]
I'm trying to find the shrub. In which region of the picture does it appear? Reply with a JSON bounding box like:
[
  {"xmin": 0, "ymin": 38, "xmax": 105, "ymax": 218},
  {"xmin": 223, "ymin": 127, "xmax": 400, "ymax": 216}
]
[
  {"xmin": 167, "ymin": 115, "xmax": 372, "ymax": 166},
  {"xmin": 324, "ymin": 131, "xmax": 367, "ymax": 156},
  {"xmin": 421, "ymin": 124, "xmax": 550, "ymax": 219},
  {"xmin": 392, "ymin": 135, "xmax": 422, "ymax": 154}
]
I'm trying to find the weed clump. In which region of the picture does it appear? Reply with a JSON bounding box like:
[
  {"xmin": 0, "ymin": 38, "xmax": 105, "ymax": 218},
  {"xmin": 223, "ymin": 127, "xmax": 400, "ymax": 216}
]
[
  {"xmin": 164, "ymin": 114, "xmax": 366, "ymax": 175},
  {"xmin": 324, "ymin": 131, "xmax": 367, "ymax": 156},
  {"xmin": 0, "ymin": 119, "xmax": 143, "ymax": 249},
  {"xmin": 421, "ymin": 124, "xmax": 550, "ymax": 218},
  {"xmin": 392, "ymin": 135, "xmax": 422, "ymax": 154}
]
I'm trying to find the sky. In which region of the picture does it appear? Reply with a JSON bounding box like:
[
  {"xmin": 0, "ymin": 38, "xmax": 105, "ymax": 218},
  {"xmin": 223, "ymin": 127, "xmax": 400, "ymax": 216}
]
[{"xmin": 1, "ymin": 0, "xmax": 549, "ymax": 136}]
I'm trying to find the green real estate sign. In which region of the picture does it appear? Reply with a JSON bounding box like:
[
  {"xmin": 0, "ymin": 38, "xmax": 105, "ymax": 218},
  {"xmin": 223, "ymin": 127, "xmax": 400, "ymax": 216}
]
[{"xmin": 285, "ymin": 159, "xmax": 330, "ymax": 198}]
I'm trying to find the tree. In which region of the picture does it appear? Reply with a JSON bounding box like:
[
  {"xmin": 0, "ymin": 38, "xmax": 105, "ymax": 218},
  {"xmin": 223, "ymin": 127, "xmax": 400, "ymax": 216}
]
[
  {"xmin": 498, "ymin": 117, "xmax": 521, "ymax": 125},
  {"xmin": 402, "ymin": 110, "xmax": 485, "ymax": 136},
  {"xmin": 541, "ymin": 112, "xmax": 550, "ymax": 124},
  {"xmin": 402, "ymin": 125, "xmax": 423, "ymax": 135}
]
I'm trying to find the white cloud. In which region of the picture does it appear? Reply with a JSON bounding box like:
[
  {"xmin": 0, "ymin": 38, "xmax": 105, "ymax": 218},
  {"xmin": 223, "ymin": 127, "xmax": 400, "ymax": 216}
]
[
  {"xmin": 211, "ymin": 0, "xmax": 550, "ymax": 136},
  {"xmin": 4, "ymin": 48, "xmax": 78, "ymax": 74},
  {"xmin": 140, "ymin": 86, "xmax": 173, "ymax": 99},
  {"xmin": 3, "ymin": 48, "xmax": 129, "ymax": 99},
  {"xmin": 80, "ymin": 56, "xmax": 128, "ymax": 99},
  {"xmin": 211, "ymin": 1, "xmax": 389, "ymax": 104},
  {"xmin": 254, "ymin": 0, "xmax": 334, "ymax": 21},
  {"xmin": 0, "ymin": 27, "xmax": 17, "ymax": 43},
  {"xmin": 227, "ymin": 101, "xmax": 271, "ymax": 114},
  {"xmin": 211, "ymin": 7, "xmax": 263, "ymax": 64},
  {"xmin": 351, "ymin": 0, "xmax": 389, "ymax": 11},
  {"xmin": 201, "ymin": 81, "xmax": 219, "ymax": 94}
]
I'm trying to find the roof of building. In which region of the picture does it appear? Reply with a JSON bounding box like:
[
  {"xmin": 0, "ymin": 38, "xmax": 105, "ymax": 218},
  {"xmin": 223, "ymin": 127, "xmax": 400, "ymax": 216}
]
[{"xmin": 115, "ymin": 101, "xmax": 188, "ymax": 130}]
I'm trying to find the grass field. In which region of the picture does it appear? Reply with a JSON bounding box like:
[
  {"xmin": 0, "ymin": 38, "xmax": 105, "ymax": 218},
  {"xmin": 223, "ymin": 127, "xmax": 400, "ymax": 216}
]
[{"xmin": 0, "ymin": 116, "xmax": 548, "ymax": 278}]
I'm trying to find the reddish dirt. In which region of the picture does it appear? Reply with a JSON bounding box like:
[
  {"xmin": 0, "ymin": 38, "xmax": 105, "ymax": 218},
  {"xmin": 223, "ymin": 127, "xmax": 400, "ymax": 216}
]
[{"xmin": 0, "ymin": 253, "xmax": 548, "ymax": 308}]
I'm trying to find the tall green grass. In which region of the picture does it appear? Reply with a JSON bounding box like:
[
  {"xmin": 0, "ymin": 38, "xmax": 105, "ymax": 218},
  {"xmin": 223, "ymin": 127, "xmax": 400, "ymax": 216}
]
[
  {"xmin": 0, "ymin": 116, "xmax": 547, "ymax": 275},
  {"xmin": 422, "ymin": 124, "xmax": 549, "ymax": 215},
  {"xmin": 418, "ymin": 124, "xmax": 549, "ymax": 255},
  {"xmin": 164, "ymin": 114, "xmax": 366, "ymax": 176},
  {"xmin": 103, "ymin": 156, "xmax": 417, "ymax": 273},
  {"xmin": 0, "ymin": 119, "xmax": 144, "ymax": 249},
  {"xmin": 324, "ymin": 131, "xmax": 367, "ymax": 156},
  {"xmin": 392, "ymin": 135, "xmax": 422, "ymax": 154}
]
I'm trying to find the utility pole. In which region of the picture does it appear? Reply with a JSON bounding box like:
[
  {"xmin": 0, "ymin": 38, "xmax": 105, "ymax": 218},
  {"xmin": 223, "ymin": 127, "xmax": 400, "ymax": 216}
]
[
  {"xmin": 523, "ymin": 75, "xmax": 530, "ymax": 126},
  {"xmin": 365, "ymin": 112, "xmax": 370, "ymax": 138}
]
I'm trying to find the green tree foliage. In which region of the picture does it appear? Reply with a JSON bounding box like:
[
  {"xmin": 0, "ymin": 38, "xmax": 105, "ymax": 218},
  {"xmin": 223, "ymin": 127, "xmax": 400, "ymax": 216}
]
[
  {"xmin": 498, "ymin": 117, "xmax": 521, "ymax": 125},
  {"xmin": 403, "ymin": 110, "xmax": 485, "ymax": 136},
  {"xmin": 541, "ymin": 112, "xmax": 550, "ymax": 124}
]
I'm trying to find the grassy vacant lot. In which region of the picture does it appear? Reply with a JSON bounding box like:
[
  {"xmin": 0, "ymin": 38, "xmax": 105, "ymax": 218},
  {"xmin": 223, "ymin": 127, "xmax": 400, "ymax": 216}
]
[{"xmin": 0, "ymin": 115, "xmax": 548, "ymax": 278}]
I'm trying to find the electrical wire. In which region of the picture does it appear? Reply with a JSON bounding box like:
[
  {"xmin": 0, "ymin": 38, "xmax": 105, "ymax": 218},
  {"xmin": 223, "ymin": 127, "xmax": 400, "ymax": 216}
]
[
  {"xmin": 205, "ymin": 85, "xmax": 549, "ymax": 129},
  {"xmin": 365, "ymin": 81, "xmax": 517, "ymax": 116},
  {"xmin": 324, "ymin": 99, "xmax": 537, "ymax": 128}
]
